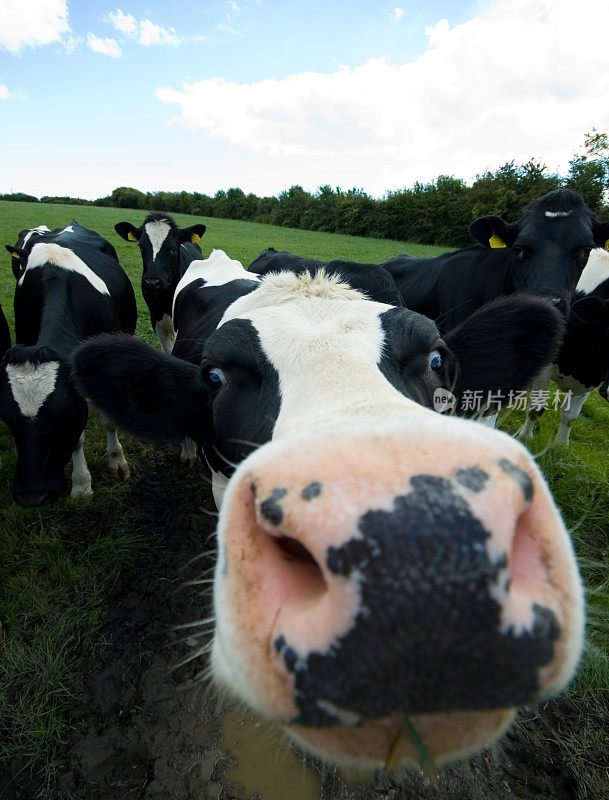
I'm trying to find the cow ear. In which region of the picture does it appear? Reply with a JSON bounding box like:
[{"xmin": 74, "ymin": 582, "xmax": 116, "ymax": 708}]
[
  {"xmin": 5, "ymin": 245, "xmax": 26, "ymax": 279},
  {"xmin": 569, "ymin": 295, "xmax": 609, "ymax": 328},
  {"xmin": 469, "ymin": 216, "xmax": 518, "ymax": 248},
  {"xmin": 443, "ymin": 296, "xmax": 564, "ymax": 411},
  {"xmin": 5, "ymin": 245, "xmax": 25, "ymax": 259},
  {"xmin": 71, "ymin": 335, "xmax": 211, "ymax": 443},
  {"xmin": 114, "ymin": 222, "xmax": 142, "ymax": 243},
  {"xmin": 592, "ymin": 220, "xmax": 609, "ymax": 250},
  {"xmin": 179, "ymin": 224, "xmax": 207, "ymax": 244}
]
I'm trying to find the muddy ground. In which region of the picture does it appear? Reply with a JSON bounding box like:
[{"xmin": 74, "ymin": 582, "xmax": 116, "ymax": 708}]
[{"xmin": 1, "ymin": 446, "xmax": 604, "ymax": 800}]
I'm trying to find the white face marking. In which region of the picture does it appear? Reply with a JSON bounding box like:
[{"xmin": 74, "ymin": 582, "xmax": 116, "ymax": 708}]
[
  {"xmin": 172, "ymin": 249, "xmax": 256, "ymax": 316},
  {"xmin": 20, "ymin": 243, "xmax": 110, "ymax": 295},
  {"xmin": 220, "ymin": 270, "xmax": 415, "ymax": 441},
  {"xmin": 576, "ymin": 248, "xmax": 609, "ymax": 294},
  {"xmin": 6, "ymin": 361, "xmax": 60, "ymax": 418},
  {"xmin": 21, "ymin": 225, "xmax": 50, "ymax": 248},
  {"xmin": 61, "ymin": 224, "xmax": 75, "ymax": 233},
  {"xmin": 144, "ymin": 220, "xmax": 171, "ymax": 261},
  {"xmin": 544, "ymin": 210, "xmax": 572, "ymax": 218}
]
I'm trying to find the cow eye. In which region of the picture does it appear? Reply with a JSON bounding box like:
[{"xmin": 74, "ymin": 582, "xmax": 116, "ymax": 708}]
[
  {"xmin": 429, "ymin": 349, "xmax": 442, "ymax": 370},
  {"xmin": 208, "ymin": 367, "xmax": 226, "ymax": 386}
]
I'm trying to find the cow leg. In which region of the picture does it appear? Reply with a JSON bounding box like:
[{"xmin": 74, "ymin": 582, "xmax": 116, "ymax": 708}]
[
  {"xmin": 555, "ymin": 392, "xmax": 590, "ymax": 445},
  {"xmin": 180, "ymin": 436, "xmax": 197, "ymax": 467},
  {"xmin": 71, "ymin": 432, "xmax": 93, "ymax": 498},
  {"xmin": 517, "ymin": 365, "xmax": 553, "ymax": 440},
  {"xmin": 100, "ymin": 412, "xmax": 131, "ymax": 478},
  {"xmin": 155, "ymin": 313, "xmax": 176, "ymax": 354}
]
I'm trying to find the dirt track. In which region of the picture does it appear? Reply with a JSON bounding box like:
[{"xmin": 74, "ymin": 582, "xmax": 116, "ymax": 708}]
[{"xmin": 1, "ymin": 446, "xmax": 596, "ymax": 799}]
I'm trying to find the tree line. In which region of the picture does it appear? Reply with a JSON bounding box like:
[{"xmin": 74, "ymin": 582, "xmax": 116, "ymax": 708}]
[{"xmin": 3, "ymin": 132, "xmax": 608, "ymax": 248}]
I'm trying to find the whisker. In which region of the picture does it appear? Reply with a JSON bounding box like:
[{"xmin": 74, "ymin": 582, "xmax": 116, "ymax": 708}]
[
  {"xmin": 212, "ymin": 446, "xmax": 239, "ymax": 469},
  {"xmin": 168, "ymin": 641, "xmax": 214, "ymax": 674},
  {"xmin": 168, "ymin": 616, "xmax": 215, "ymax": 631}
]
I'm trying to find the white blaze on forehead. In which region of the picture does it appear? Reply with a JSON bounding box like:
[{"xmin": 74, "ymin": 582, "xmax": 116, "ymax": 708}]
[
  {"xmin": 219, "ymin": 269, "xmax": 366, "ymax": 327},
  {"xmin": 144, "ymin": 219, "xmax": 171, "ymax": 261},
  {"xmin": 172, "ymin": 248, "xmax": 254, "ymax": 316},
  {"xmin": 219, "ymin": 270, "xmax": 416, "ymax": 440},
  {"xmin": 6, "ymin": 361, "xmax": 60, "ymax": 418},
  {"xmin": 544, "ymin": 211, "xmax": 572, "ymax": 218},
  {"xmin": 20, "ymin": 243, "xmax": 110, "ymax": 295},
  {"xmin": 21, "ymin": 225, "xmax": 50, "ymax": 248},
  {"xmin": 576, "ymin": 248, "xmax": 609, "ymax": 294}
]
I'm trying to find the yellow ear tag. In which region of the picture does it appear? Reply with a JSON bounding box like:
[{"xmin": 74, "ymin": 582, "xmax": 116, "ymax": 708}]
[
  {"xmin": 127, "ymin": 231, "xmax": 137, "ymax": 242},
  {"xmin": 191, "ymin": 233, "xmax": 201, "ymax": 243},
  {"xmin": 11, "ymin": 251, "xmax": 19, "ymax": 258},
  {"xmin": 489, "ymin": 233, "xmax": 506, "ymax": 249},
  {"xmin": 604, "ymin": 239, "xmax": 609, "ymax": 252}
]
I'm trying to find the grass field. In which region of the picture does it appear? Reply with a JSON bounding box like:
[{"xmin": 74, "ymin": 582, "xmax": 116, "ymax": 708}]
[{"xmin": 0, "ymin": 200, "xmax": 608, "ymax": 798}]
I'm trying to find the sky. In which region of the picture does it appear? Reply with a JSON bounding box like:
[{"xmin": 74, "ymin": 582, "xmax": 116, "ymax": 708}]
[{"xmin": 1, "ymin": 0, "xmax": 609, "ymax": 201}]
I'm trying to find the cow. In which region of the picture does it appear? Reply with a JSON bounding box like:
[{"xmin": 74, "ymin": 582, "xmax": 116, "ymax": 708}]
[
  {"xmin": 71, "ymin": 260, "xmax": 583, "ymax": 770},
  {"xmin": 114, "ymin": 212, "xmax": 207, "ymax": 353},
  {"xmin": 0, "ymin": 222, "xmax": 137, "ymax": 506},
  {"xmin": 518, "ymin": 248, "xmax": 609, "ymax": 443},
  {"xmin": 249, "ymin": 248, "xmax": 403, "ymax": 306},
  {"xmin": 384, "ymin": 189, "xmax": 609, "ymax": 332}
]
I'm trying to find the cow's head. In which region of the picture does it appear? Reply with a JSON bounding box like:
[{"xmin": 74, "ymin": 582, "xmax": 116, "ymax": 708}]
[
  {"xmin": 72, "ymin": 271, "xmax": 582, "ymax": 770},
  {"xmin": 115, "ymin": 213, "xmax": 206, "ymax": 305},
  {"xmin": 6, "ymin": 226, "xmax": 52, "ymax": 279},
  {"xmin": 470, "ymin": 189, "xmax": 609, "ymax": 318},
  {"xmin": 0, "ymin": 346, "xmax": 88, "ymax": 506}
]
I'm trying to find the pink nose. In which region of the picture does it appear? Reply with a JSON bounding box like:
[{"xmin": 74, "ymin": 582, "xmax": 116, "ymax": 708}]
[{"xmin": 213, "ymin": 420, "xmax": 583, "ymax": 764}]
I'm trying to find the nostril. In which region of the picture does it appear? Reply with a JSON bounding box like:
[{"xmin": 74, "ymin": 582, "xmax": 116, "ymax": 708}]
[
  {"xmin": 265, "ymin": 530, "xmax": 328, "ymax": 601},
  {"xmin": 274, "ymin": 534, "xmax": 318, "ymax": 565}
]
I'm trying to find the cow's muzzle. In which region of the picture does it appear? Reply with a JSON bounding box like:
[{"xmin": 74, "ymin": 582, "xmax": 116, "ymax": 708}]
[{"xmin": 211, "ymin": 419, "xmax": 584, "ymax": 767}]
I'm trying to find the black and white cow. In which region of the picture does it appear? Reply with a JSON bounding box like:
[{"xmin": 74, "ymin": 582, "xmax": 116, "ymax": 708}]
[
  {"xmin": 384, "ymin": 189, "xmax": 609, "ymax": 332},
  {"xmin": 0, "ymin": 222, "xmax": 137, "ymax": 506},
  {"xmin": 249, "ymin": 248, "xmax": 403, "ymax": 306},
  {"xmin": 519, "ymin": 248, "xmax": 609, "ymax": 443},
  {"xmin": 115, "ymin": 212, "xmax": 206, "ymax": 353},
  {"xmin": 72, "ymin": 259, "xmax": 583, "ymax": 770}
]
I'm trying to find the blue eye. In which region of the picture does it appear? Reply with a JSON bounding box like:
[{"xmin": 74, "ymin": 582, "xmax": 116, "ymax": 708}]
[
  {"xmin": 208, "ymin": 367, "xmax": 226, "ymax": 386},
  {"xmin": 429, "ymin": 349, "xmax": 442, "ymax": 370}
]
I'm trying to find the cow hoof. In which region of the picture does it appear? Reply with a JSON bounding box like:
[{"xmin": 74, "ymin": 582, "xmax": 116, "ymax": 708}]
[
  {"xmin": 71, "ymin": 484, "xmax": 93, "ymax": 500},
  {"xmin": 110, "ymin": 462, "xmax": 131, "ymax": 480}
]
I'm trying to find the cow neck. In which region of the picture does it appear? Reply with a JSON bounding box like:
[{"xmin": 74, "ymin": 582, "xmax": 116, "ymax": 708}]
[{"xmin": 34, "ymin": 288, "xmax": 82, "ymax": 359}]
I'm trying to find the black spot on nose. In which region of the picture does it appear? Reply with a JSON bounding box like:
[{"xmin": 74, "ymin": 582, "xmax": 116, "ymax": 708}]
[
  {"xmin": 260, "ymin": 487, "xmax": 287, "ymax": 525},
  {"xmin": 301, "ymin": 482, "xmax": 322, "ymax": 501},
  {"xmin": 454, "ymin": 466, "xmax": 489, "ymax": 493},
  {"xmin": 498, "ymin": 458, "xmax": 534, "ymax": 503}
]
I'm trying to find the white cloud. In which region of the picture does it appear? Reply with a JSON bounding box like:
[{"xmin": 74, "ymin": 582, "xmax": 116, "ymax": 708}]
[
  {"xmin": 105, "ymin": 8, "xmax": 180, "ymax": 46},
  {"xmin": 156, "ymin": 0, "xmax": 609, "ymax": 195},
  {"xmin": 106, "ymin": 8, "xmax": 137, "ymax": 35},
  {"xmin": 0, "ymin": 0, "xmax": 70, "ymax": 54},
  {"xmin": 87, "ymin": 33, "xmax": 122, "ymax": 58},
  {"xmin": 138, "ymin": 19, "xmax": 180, "ymax": 46},
  {"xmin": 0, "ymin": 83, "xmax": 28, "ymax": 100},
  {"xmin": 391, "ymin": 7, "xmax": 405, "ymax": 22}
]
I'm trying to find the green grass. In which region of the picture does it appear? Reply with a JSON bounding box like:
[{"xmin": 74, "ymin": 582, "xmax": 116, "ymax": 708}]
[{"xmin": 1, "ymin": 200, "xmax": 609, "ymax": 796}]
